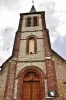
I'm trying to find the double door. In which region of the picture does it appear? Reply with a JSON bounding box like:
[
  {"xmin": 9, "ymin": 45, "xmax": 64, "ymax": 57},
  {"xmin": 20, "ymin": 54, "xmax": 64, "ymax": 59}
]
[{"xmin": 23, "ymin": 72, "xmax": 40, "ymax": 100}]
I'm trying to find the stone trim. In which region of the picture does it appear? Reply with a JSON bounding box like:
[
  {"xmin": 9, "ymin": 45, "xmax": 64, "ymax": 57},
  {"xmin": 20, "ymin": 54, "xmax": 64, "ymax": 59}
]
[
  {"xmin": 13, "ymin": 79, "xmax": 18, "ymax": 99},
  {"xmin": 45, "ymin": 57, "xmax": 52, "ymax": 60},
  {"xmin": 16, "ymin": 60, "xmax": 45, "ymax": 63},
  {"xmin": 20, "ymin": 38, "xmax": 44, "ymax": 40},
  {"xmin": 26, "ymin": 35, "xmax": 37, "ymax": 54},
  {"xmin": 21, "ymin": 29, "xmax": 43, "ymax": 33}
]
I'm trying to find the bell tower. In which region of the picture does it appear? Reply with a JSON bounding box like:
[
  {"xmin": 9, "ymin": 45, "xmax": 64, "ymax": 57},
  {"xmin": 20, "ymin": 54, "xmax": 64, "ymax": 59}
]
[{"xmin": 4, "ymin": 4, "xmax": 59, "ymax": 100}]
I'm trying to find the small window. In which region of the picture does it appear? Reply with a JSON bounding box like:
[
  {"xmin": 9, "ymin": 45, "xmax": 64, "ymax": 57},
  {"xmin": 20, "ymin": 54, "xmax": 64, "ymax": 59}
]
[
  {"xmin": 27, "ymin": 17, "xmax": 31, "ymax": 27},
  {"xmin": 33, "ymin": 17, "xmax": 38, "ymax": 26}
]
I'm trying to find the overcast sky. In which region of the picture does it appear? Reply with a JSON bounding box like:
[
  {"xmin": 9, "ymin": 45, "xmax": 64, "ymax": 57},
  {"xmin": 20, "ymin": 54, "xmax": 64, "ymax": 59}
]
[{"xmin": 0, "ymin": 0, "xmax": 66, "ymax": 65}]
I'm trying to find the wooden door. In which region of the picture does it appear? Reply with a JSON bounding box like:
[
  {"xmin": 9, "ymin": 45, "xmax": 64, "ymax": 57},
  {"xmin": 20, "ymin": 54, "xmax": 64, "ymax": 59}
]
[
  {"xmin": 32, "ymin": 81, "xmax": 40, "ymax": 100},
  {"xmin": 23, "ymin": 72, "xmax": 40, "ymax": 100},
  {"xmin": 23, "ymin": 81, "xmax": 30, "ymax": 100}
]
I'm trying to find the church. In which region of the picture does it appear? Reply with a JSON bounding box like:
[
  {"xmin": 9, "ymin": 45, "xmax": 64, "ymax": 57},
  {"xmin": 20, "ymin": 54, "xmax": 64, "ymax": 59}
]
[{"xmin": 0, "ymin": 4, "xmax": 66, "ymax": 100}]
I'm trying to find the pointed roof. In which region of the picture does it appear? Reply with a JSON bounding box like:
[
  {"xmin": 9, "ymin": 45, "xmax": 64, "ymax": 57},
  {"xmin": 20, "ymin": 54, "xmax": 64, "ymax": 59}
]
[{"xmin": 30, "ymin": 5, "xmax": 36, "ymax": 12}]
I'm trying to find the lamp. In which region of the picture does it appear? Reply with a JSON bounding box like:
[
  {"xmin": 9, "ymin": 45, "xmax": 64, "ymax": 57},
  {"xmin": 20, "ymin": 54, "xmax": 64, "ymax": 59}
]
[{"xmin": 48, "ymin": 91, "xmax": 55, "ymax": 97}]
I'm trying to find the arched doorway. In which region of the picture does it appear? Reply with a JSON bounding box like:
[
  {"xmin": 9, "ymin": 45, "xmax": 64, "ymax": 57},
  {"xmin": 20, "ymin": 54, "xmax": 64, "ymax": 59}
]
[{"xmin": 17, "ymin": 67, "xmax": 45, "ymax": 100}]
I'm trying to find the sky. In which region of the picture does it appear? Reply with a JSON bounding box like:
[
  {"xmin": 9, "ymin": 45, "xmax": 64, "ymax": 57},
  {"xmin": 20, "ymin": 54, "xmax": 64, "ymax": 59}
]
[{"xmin": 0, "ymin": 0, "xmax": 66, "ymax": 65}]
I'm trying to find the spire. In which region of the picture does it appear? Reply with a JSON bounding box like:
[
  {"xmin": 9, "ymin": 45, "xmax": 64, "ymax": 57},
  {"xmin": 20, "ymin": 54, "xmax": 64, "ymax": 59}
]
[{"xmin": 30, "ymin": 0, "xmax": 36, "ymax": 12}]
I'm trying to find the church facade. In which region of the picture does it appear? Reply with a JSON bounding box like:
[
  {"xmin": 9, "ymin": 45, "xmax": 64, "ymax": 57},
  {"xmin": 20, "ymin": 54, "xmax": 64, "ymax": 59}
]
[{"xmin": 0, "ymin": 5, "xmax": 66, "ymax": 100}]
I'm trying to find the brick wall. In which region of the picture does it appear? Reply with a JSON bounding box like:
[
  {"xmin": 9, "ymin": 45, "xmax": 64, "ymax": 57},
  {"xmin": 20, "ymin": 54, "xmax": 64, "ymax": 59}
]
[
  {"xmin": 0, "ymin": 62, "xmax": 9, "ymax": 100},
  {"xmin": 52, "ymin": 51, "xmax": 66, "ymax": 99}
]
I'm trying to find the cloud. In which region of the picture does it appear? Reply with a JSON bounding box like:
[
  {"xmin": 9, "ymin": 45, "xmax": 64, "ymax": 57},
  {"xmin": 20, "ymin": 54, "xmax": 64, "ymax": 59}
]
[
  {"xmin": 38, "ymin": 0, "xmax": 60, "ymax": 36},
  {"xmin": 0, "ymin": 0, "xmax": 33, "ymax": 13},
  {"xmin": 0, "ymin": 0, "xmax": 22, "ymax": 12},
  {"xmin": 38, "ymin": 0, "xmax": 66, "ymax": 60},
  {"xmin": 2, "ymin": 28, "xmax": 15, "ymax": 50},
  {"xmin": 52, "ymin": 35, "xmax": 66, "ymax": 59},
  {"xmin": 0, "ymin": 28, "xmax": 15, "ymax": 65},
  {"xmin": 0, "ymin": 0, "xmax": 66, "ymax": 65}
]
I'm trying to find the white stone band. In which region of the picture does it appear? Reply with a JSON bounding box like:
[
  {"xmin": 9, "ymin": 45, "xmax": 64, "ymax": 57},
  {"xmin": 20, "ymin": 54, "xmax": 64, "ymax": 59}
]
[{"xmin": 45, "ymin": 57, "xmax": 52, "ymax": 60}]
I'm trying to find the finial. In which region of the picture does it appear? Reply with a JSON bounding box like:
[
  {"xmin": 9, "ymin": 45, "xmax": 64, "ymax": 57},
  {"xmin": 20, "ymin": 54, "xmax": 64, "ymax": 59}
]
[
  {"xmin": 30, "ymin": 0, "xmax": 36, "ymax": 12},
  {"xmin": 32, "ymin": 0, "xmax": 34, "ymax": 5}
]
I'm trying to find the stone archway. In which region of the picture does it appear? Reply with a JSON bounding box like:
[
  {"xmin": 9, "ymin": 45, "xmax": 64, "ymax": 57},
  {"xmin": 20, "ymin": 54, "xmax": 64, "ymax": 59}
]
[{"xmin": 17, "ymin": 66, "xmax": 45, "ymax": 100}]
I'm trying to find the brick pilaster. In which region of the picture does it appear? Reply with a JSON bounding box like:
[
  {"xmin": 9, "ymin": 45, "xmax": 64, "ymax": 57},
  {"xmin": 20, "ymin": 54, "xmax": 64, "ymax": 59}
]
[
  {"xmin": 13, "ymin": 15, "xmax": 23, "ymax": 57},
  {"xmin": 18, "ymin": 14, "xmax": 23, "ymax": 31},
  {"xmin": 4, "ymin": 60, "xmax": 16, "ymax": 100},
  {"xmin": 13, "ymin": 31, "xmax": 21, "ymax": 57},
  {"xmin": 43, "ymin": 29, "xmax": 58, "ymax": 96}
]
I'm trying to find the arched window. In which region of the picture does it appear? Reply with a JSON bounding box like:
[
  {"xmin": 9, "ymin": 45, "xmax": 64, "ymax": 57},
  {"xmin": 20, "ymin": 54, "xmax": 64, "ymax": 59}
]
[
  {"xmin": 26, "ymin": 36, "xmax": 37, "ymax": 54},
  {"xmin": 33, "ymin": 16, "xmax": 38, "ymax": 26},
  {"xmin": 26, "ymin": 17, "xmax": 31, "ymax": 27},
  {"xmin": 26, "ymin": 16, "xmax": 39, "ymax": 27},
  {"xmin": 29, "ymin": 39, "xmax": 34, "ymax": 54}
]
